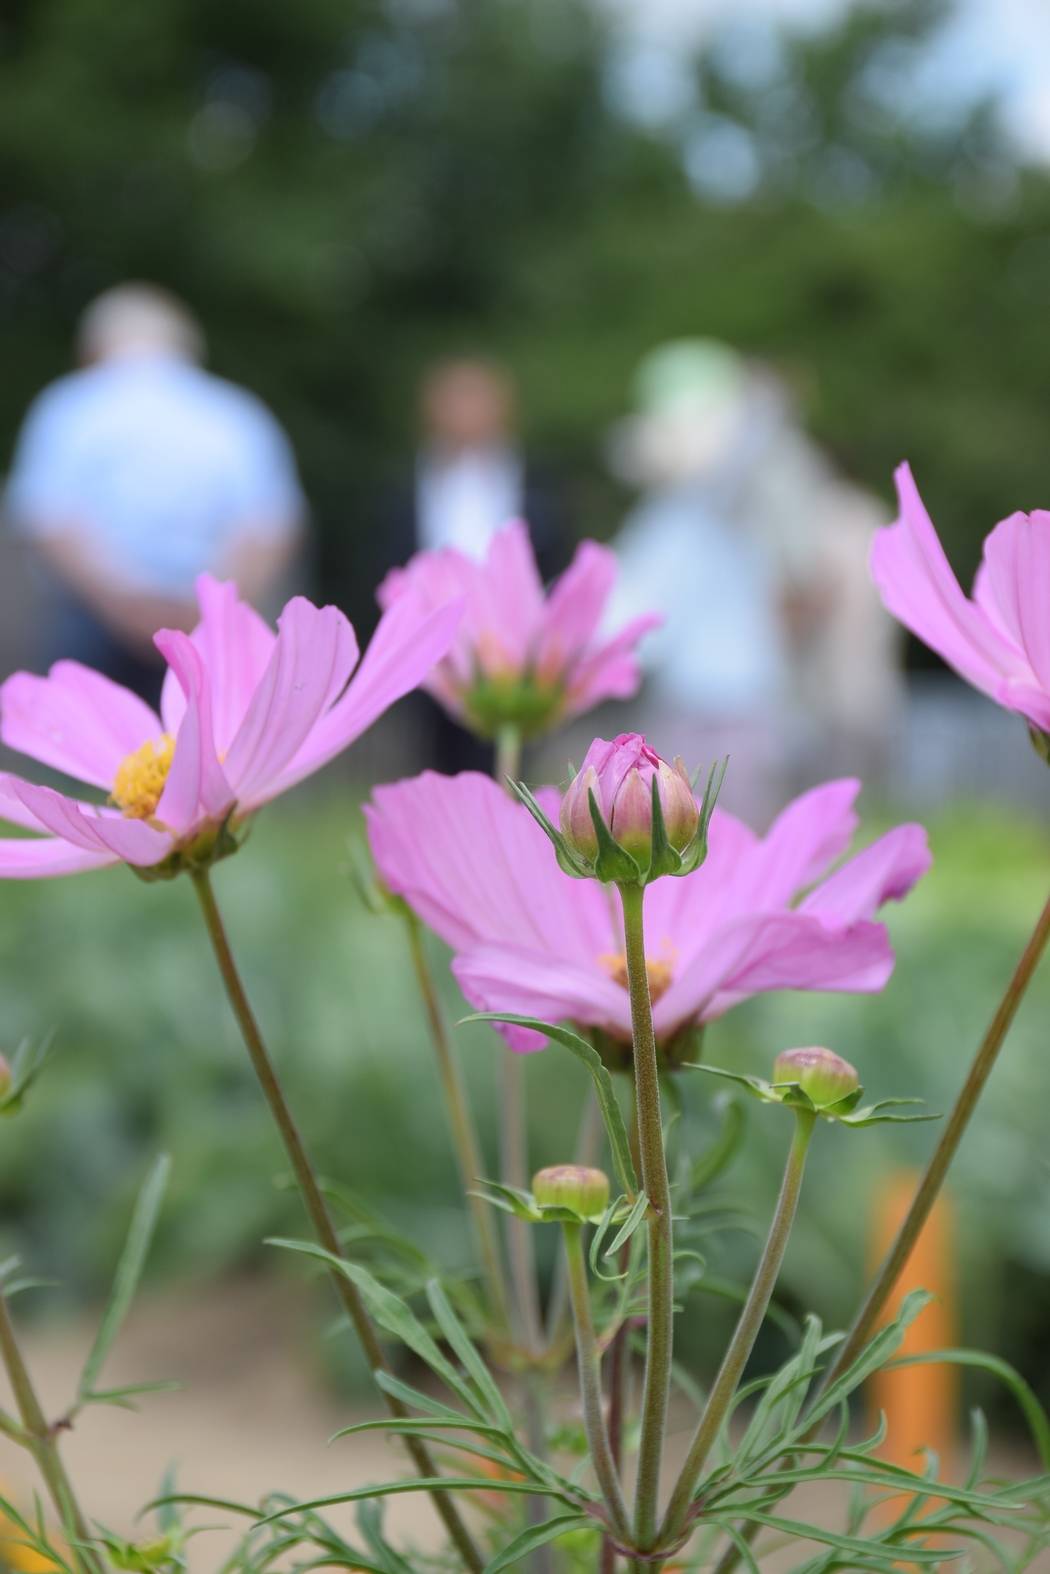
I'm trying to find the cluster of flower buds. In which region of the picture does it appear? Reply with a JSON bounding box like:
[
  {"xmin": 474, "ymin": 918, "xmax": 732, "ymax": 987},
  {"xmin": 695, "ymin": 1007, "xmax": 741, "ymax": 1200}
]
[{"xmin": 514, "ymin": 734, "xmax": 725, "ymax": 888}]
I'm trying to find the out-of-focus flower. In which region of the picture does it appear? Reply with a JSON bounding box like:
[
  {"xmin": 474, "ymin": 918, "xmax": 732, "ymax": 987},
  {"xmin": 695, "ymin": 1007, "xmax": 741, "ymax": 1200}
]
[
  {"xmin": 528, "ymin": 732, "xmax": 712, "ymax": 886},
  {"xmin": 376, "ymin": 521, "xmax": 660, "ymax": 740},
  {"xmin": 365, "ymin": 770, "xmax": 930, "ymax": 1057},
  {"xmin": 0, "ymin": 575, "xmax": 461, "ymax": 880},
  {"xmin": 871, "ymin": 463, "xmax": 1050, "ymax": 733}
]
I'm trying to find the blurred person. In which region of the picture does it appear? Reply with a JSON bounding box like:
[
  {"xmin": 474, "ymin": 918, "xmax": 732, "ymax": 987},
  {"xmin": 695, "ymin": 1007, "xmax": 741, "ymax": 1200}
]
[
  {"xmin": 381, "ymin": 355, "xmax": 565, "ymax": 770},
  {"xmin": 606, "ymin": 340, "xmax": 786, "ymax": 821},
  {"xmin": 4, "ymin": 283, "xmax": 305, "ymax": 701},
  {"xmin": 383, "ymin": 355, "xmax": 563, "ymax": 572},
  {"xmin": 606, "ymin": 340, "xmax": 902, "ymax": 818}
]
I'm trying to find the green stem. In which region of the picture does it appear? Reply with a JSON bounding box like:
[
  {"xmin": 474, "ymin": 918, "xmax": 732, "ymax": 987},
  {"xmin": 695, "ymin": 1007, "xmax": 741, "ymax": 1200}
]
[
  {"xmin": 545, "ymin": 1092, "xmax": 603, "ymax": 1349},
  {"xmin": 618, "ymin": 882, "xmax": 674, "ymax": 1550},
  {"xmin": 501, "ymin": 1050, "xmax": 544, "ymax": 1355},
  {"xmin": 823, "ymin": 886, "xmax": 1050, "ymax": 1390},
  {"xmin": 660, "ymin": 1110, "xmax": 815, "ymax": 1543},
  {"xmin": 0, "ymin": 1293, "xmax": 104, "ymax": 1574},
  {"xmin": 191, "ymin": 869, "xmax": 482, "ymax": 1574},
  {"xmin": 404, "ymin": 912, "xmax": 512, "ymax": 1336},
  {"xmin": 562, "ymin": 1223, "xmax": 631, "ymax": 1544},
  {"xmin": 495, "ymin": 724, "xmax": 523, "ymax": 792},
  {"xmin": 710, "ymin": 886, "xmax": 1050, "ymax": 1574}
]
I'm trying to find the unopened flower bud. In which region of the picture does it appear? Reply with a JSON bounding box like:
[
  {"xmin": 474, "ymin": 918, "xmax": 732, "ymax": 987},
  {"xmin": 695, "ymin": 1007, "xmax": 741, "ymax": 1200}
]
[
  {"xmin": 773, "ymin": 1046, "xmax": 859, "ymax": 1109},
  {"xmin": 558, "ymin": 734, "xmax": 701, "ymax": 883},
  {"xmin": 0, "ymin": 1055, "xmax": 10, "ymax": 1100},
  {"xmin": 532, "ymin": 1164, "xmax": 610, "ymax": 1220}
]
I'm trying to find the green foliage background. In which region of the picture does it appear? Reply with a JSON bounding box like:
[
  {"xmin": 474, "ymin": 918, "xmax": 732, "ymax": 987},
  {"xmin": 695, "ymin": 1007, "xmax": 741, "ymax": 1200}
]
[{"xmin": 1, "ymin": 788, "xmax": 1048, "ymax": 1427}]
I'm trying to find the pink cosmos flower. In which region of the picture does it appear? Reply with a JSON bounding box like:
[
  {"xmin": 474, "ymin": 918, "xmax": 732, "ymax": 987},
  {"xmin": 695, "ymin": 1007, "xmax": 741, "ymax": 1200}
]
[
  {"xmin": 0, "ymin": 575, "xmax": 461, "ymax": 879},
  {"xmin": 365, "ymin": 770, "xmax": 931, "ymax": 1054},
  {"xmin": 871, "ymin": 463, "xmax": 1050, "ymax": 731},
  {"xmin": 376, "ymin": 520, "xmax": 660, "ymax": 738}
]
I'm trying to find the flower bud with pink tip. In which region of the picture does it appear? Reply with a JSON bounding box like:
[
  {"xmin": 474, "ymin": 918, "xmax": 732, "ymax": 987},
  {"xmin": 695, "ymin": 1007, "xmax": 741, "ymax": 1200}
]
[
  {"xmin": 533, "ymin": 1164, "xmax": 610, "ymax": 1221},
  {"xmin": 518, "ymin": 733, "xmax": 722, "ymax": 887},
  {"xmin": 773, "ymin": 1046, "xmax": 860, "ymax": 1110}
]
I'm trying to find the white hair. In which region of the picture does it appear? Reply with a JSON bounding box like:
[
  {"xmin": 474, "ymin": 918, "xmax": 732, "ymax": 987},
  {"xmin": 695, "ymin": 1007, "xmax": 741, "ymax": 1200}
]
[{"xmin": 77, "ymin": 283, "xmax": 205, "ymax": 363}]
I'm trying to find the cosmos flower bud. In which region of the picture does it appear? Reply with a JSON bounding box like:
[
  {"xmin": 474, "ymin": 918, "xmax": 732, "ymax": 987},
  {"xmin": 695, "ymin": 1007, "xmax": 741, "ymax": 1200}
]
[
  {"xmin": 0, "ymin": 1055, "xmax": 10, "ymax": 1100},
  {"xmin": 546, "ymin": 733, "xmax": 715, "ymax": 887},
  {"xmin": 773, "ymin": 1046, "xmax": 860, "ymax": 1109},
  {"xmin": 532, "ymin": 1164, "xmax": 610, "ymax": 1220}
]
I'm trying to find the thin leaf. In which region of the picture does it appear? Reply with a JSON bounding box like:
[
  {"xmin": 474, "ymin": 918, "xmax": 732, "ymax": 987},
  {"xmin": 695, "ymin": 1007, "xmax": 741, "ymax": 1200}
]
[
  {"xmin": 885, "ymin": 1348, "xmax": 1050, "ymax": 1468},
  {"xmin": 425, "ymin": 1279, "xmax": 513, "ymax": 1430},
  {"xmin": 484, "ymin": 1512, "xmax": 594, "ymax": 1571},
  {"xmin": 258, "ymin": 1478, "xmax": 583, "ymax": 1524},
  {"xmin": 267, "ymin": 1239, "xmax": 486, "ymax": 1419},
  {"xmin": 78, "ymin": 1153, "xmax": 171, "ymax": 1402},
  {"xmin": 461, "ymin": 1014, "xmax": 637, "ymax": 1196},
  {"xmin": 603, "ymin": 1190, "xmax": 650, "ymax": 1258}
]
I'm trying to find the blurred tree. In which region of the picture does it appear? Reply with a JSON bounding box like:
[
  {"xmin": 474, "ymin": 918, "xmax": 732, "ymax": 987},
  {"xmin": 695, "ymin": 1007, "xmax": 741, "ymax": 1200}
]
[{"xmin": 2, "ymin": 0, "xmax": 1050, "ymax": 635}]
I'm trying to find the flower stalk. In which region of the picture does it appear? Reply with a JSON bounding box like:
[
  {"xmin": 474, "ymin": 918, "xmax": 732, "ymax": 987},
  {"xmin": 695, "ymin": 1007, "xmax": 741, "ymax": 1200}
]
[
  {"xmin": 561, "ymin": 1220, "xmax": 631, "ymax": 1546},
  {"xmin": 0, "ymin": 1292, "xmax": 104, "ymax": 1574},
  {"xmin": 821, "ymin": 886, "xmax": 1050, "ymax": 1391},
  {"xmin": 660, "ymin": 1107, "xmax": 815, "ymax": 1543},
  {"xmin": 403, "ymin": 911, "xmax": 512, "ymax": 1337},
  {"xmin": 618, "ymin": 880, "xmax": 674, "ymax": 1550},
  {"xmin": 190, "ymin": 869, "xmax": 482, "ymax": 1573}
]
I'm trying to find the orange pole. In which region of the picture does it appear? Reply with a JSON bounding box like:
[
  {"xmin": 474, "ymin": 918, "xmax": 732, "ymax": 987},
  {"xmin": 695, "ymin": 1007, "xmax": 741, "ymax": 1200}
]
[{"xmin": 868, "ymin": 1169, "xmax": 957, "ymax": 1483}]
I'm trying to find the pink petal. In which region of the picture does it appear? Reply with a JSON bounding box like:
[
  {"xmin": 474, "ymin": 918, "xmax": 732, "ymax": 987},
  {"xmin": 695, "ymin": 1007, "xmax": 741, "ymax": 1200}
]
[
  {"xmin": 453, "ymin": 943, "xmax": 632, "ymax": 1048},
  {"xmin": 0, "ymin": 836, "xmax": 116, "ymax": 878},
  {"xmin": 703, "ymin": 917, "xmax": 896, "ymax": 1019},
  {"xmin": 564, "ymin": 613, "xmax": 662, "ymax": 717},
  {"xmin": 994, "ymin": 678, "xmax": 1050, "ymax": 731},
  {"xmin": 223, "ymin": 597, "xmax": 360, "ymax": 807},
  {"xmin": 653, "ymin": 912, "xmax": 894, "ymax": 1036},
  {"xmin": 801, "ymin": 824, "xmax": 931, "ymax": 926},
  {"xmin": 870, "ymin": 463, "xmax": 1020, "ymax": 700},
  {"xmin": 365, "ymin": 770, "xmax": 610, "ymax": 963},
  {"xmin": 161, "ymin": 575, "xmax": 277, "ymax": 753},
  {"xmin": 725, "ymin": 779, "xmax": 862, "ymax": 915},
  {"xmin": 534, "ymin": 541, "xmax": 615, "ymax": 678},
  {"xmin": 971, "ymin": 510, "xmax": 1050, "ymax": 694},
  {"xmin": 472, "ymin": 521, "xmax": 545, "ymax": 672},
  {"xmin": 9, "ymin": 780, "xmax": 173, "ymax": 866},
  {"xmin": 643, "ymin": 804, "xmax": 759, "ymax": 955},
  {"xmin": 0, "ymin": 663, "xmax": 160, "ymax": 789},
  {"xmin": 153, "ymin": 631, "xmax": 235, "ymax": 832},
  {"xmin": 267, "ymin": 592, "xmax": 464, "ymax": 799}
]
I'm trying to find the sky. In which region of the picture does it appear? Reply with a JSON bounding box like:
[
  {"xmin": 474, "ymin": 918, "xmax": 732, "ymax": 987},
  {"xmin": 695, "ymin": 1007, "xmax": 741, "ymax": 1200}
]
[{"xmin": 600, "ymin": 0, "xmax": 1050, "ymax": 162}]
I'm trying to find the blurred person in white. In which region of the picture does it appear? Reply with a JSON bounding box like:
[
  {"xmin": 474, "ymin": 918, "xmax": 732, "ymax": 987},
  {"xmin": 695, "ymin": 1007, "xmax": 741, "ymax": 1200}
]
[
  {"xmin": 382, "ymin": 356, "xmax": 563, "ymax": 573},
  {"xmin": 607, "ymin": 340, "xmax": 900, "ymax": 820},
  {"xmin": 4, "ymin": 283, "xmax": 305, "ymax": 700}
]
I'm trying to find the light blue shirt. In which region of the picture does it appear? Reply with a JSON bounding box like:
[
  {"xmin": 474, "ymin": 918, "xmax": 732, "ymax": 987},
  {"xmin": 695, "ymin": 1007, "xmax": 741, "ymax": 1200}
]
[
  {"xmin": 610, "ymin": 482, "xmax": 784, "ymax": 716},
  {"xmin": 6, "ymin": 353, "xmax": 304, "ymax": 593}
]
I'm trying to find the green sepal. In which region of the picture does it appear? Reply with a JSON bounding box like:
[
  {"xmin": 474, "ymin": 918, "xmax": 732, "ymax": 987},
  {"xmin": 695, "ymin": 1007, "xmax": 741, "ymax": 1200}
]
[
  {"xmin": 646, "ymin": 773, "xmax": 681, "ymax": 881},
  {"xmin": 587, "ymin": 787, "xmax": 642, "ymax": 884},
  {"xmin": 686, "ymin": 1063, "xmax": 937, "ymax": 1129},
  {"xmin": 507, "ymin": 780, "xmax": 592, "ymax": 879},
  {"xmin": 678, "ymin": 755, "xmax": 728, "ymax": 877},
  {"xmin": 471, "ymin": 1177, "xmax": 639, "ymax": 1228}
]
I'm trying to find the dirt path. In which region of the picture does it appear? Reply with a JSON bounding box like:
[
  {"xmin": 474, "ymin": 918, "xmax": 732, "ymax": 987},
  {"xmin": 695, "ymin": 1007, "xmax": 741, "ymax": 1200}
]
[{"xmin": 1, "ymin": 1279, "xmax": 1045, "ymax": 1570}]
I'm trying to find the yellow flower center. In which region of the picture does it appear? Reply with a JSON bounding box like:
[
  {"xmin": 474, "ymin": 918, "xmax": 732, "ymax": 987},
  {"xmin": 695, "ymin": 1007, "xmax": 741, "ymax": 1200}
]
[
  {"xmin": 110, "ymin": 734, "xmax": 175, "ymax": 820},
  {"xmin": 599, "ymin": 950, "xmax": 674, "ymax": 1004}
]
